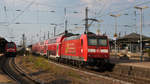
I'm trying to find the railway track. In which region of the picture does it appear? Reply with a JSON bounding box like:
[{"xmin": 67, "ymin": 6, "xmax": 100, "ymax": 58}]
[
  {"xmin": 2, "ymin": 54, "xmax": 149, "ymax": 84},
  {"xmin": 48, "ymin": 57, "xmax": 150, "ymax": 84},
  {"xmin": 1, "ymin": 56, "xmax": 40, "ymax": 84},
  {"xmin": 47, "ymin": 60, "xmax": 128, "ymax": 84}
]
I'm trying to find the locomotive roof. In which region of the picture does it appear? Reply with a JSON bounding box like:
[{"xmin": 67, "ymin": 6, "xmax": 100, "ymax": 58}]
[
  {"xmin": 56, "ymin": 31, "xmax": 79, "ymax": 37},
  {"xmin": 64, "ymin": 35, "xmax": 81, "ymax": 40},
  {"xmin": 0, "ymin": 36, "xmax": 4, "ymax": 39},
  {"xmin": 0, "ymin": 37, "xmax": 8, "ymax": 43}
]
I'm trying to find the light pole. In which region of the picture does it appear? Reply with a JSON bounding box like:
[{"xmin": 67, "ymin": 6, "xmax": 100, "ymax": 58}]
[
  {"xmin": 110, "ymin": 14, "xmax": 121, "ymax": 58},
  {"xmin": 134, "ymin": 6, "xmax": 148, "ymax": 62}
]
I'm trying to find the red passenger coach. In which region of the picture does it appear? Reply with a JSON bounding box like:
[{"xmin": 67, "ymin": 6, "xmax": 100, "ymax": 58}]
[
  {"xmin": 60, "ymin": 33, "xmax": 109, "ymax": 66},
  {"xmin": 32, "ymin": 42, "xmax": 40, "ymax": 54},
  {"xmin": 46, "ymin": 35, "xmax": 65, "ymax": 58}
]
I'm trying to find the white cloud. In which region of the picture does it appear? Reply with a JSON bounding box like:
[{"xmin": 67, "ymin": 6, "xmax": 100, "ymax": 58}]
[
  {"xmin": 128, "ymin": 0, "xmax": 134, "ymax": 2},
  {"xmin": 5, "ymin": 0, "xmax": 52, "ymax": 11}
]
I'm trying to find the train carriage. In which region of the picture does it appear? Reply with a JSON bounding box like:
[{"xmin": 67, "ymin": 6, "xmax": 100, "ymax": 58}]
[
  {"xmin": 46, "ymin": 35, "xmax": 66, "ymax": 58},
  {"xmin": 32, "ymin": 42, "xmax": 40, "ymax": 54}
]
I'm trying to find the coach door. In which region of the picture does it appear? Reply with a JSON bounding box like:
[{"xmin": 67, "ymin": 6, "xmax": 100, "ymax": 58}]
[
  {"xmin": 81, "ymin": 39, "xmax": 84, "ymax": 59},
  {"xmin": 56, "ymin": 43, "xmax": 59, "ymax": 58}
]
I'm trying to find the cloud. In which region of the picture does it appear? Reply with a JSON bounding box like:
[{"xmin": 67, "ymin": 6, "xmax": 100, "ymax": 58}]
[
  {"xmin": 80, "ymin": 0, "xmax": 110, "ymax": 8},
  {"xmin": 128, "ymin": 0, "xmax": 134, "ymax": 2},
  {"xmin": 80, "ymin": 0, "xmax": 95, "ymax": 8},
  {"xmin": 4, "ymin": 0, "xmax": 52, "ymax": 11}
]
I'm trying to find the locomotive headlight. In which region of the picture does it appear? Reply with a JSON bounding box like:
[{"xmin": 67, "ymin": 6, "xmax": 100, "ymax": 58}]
[
  {"xmin": 100, "ymin": 49, "xmax": 108, "ymax": 53},
  {"xmin": 88, "ymin": 49, "xmax": 96, "ymax": 52}
]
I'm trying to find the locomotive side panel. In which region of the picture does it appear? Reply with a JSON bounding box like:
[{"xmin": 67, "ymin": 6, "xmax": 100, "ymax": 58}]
[{"xmin": 61, "ymin": 39, "xmax": 84, "ymax": 61}]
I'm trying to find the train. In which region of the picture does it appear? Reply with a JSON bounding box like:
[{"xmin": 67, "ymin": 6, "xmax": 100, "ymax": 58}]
[
  {"xmin": 4, "ymin": 42, "xmax": 17, "ymax": 57},
  {"xmin": 32, "ymin": 32, "xmax": 110, "ymax": 68}
]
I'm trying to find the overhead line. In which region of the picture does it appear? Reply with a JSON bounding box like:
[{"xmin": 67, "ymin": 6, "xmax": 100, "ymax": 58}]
[
  {"xmin": 23, "ymin": 0, "xmax": 87, "ymax": 9},
  {"xmin": 88, "ymin": 2, "xmax": 107, "ymax": 28},
  {"xmin": 98, "ymin": 1, "xmax": 150, "ymax": 18},
  {"xmin": 9, "ymin": 0, "xmax": 35, "ymax": 25}
]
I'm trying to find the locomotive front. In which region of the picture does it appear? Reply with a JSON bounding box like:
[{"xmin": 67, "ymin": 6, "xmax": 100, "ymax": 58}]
[
  {"xmin": 5, "ymin": 42, "xmax": 17, "ymax": 57},
  {"xmin": 86, "ymin": 35, "xmax": 110, "ymax": 66}
]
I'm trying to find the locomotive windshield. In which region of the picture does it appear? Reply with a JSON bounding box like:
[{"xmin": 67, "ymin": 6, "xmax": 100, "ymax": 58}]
[
  {"xmin": 88, "ymin": 39, "xmax": 97, "ymax": 46},
  {"xmin": 7, "ymin": 43, "xmax": 15, "ymax": 48},
  {"xmin": 98, "ymin": 39, "xmax": 107, "ymax": 46},
  {"xmin": 88, "ymin": 37, "xmax": 107, "ymax": 46}
]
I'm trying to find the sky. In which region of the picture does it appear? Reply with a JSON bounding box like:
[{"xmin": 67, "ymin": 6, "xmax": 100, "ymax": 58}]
[{"xmin": 0, "ymin": 0, "xmax": 150, "ymax": 45}]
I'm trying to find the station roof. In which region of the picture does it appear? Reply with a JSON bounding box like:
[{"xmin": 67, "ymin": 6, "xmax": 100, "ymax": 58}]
[{"xmin": 117, "ymin": 33, "xmax": 150, "ymax": 43}]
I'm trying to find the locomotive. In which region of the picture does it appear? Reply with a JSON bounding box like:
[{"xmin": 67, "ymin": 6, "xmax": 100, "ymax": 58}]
[
  {"xmin": 5, "ymin": 42, "xmax": 17, "ymax": 57},
  {"xmin": 32, "ymin": 32, "xmax": 110, "ymax": 68}
]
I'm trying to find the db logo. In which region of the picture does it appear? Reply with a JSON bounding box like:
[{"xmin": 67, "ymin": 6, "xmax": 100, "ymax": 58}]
[{"xmin": 96, "ymin": 49, "xmax": 100, "ymax": 52}]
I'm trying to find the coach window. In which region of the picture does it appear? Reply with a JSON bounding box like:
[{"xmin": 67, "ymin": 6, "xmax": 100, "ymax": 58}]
[{"xmin": 98, "ymin": 39, "xmax": 107, "ymax": 46}]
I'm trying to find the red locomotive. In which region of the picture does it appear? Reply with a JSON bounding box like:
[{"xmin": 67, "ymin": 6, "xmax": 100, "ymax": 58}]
[
  {"xmin": 61, "ymin": 33, "xmax": 109, "ymax": 66},
  {"xmin": 5, "ymin": 42, "xmax": 17, "ymax": 57},
  {"xmin": 32, "ymin": 32, "xmax": 110, "ymax": 68}
]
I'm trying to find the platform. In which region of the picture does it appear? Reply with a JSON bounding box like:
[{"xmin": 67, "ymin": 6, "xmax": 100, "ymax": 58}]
[
  {"xmin": 119, "ymin": 62, "xmax": 150, "ymax": 69},
  {"xmin": 110, "ymin": 56, "xmax": 150, "ymax": 82}
]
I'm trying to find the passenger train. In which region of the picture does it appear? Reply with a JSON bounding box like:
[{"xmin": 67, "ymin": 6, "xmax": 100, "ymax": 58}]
[{"xmin": 32, "ymin": 32, "xmax": 110, "ymax": 68}]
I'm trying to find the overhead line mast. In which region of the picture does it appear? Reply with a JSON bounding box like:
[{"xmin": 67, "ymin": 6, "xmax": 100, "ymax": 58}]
[
  {"xmin": 85, "ymin": 7, "xmax": 88, "ymax": 34},
  {"xmin": 64, "ymin": 8, "xmax": 68, "ymax": 34}
]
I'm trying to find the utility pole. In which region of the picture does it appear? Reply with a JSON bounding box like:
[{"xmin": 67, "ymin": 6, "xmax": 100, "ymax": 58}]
[
  {"xmin": 43, "ymin": 32, "xmax": 45, "ymax": 40},
  {"xmin": 64, "ymin": 8, "xmax": 68, "ymax": 34},
  {"xmin": 85, "ymin": 7, "xmax": 88, "ymax": 34},
  {"xmin": 84, "ymin": 7, "xmax": 101, "ymax": 34},
  {"xmin": 22, "ymin": 34, "xmax": 25, "ymax": 49},
  {"xmin": 22, "ymin": 33, "xmax": 26, "ymax": 56},
  {"xmin": 48, "ymin": 31, "xmax": 49, "ymax": 39},
  {"xmin": 134, "ymin": 11, "xmax": 138, "ymax": 33},
  {"xmin": 54, "ymin": 26, "xmax": 56, "ymax": 36}
]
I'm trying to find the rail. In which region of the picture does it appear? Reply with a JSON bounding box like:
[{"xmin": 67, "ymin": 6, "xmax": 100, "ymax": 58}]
[{"xmin": 1, "ymin": 56, "xmax": 40, "ymax": 84}]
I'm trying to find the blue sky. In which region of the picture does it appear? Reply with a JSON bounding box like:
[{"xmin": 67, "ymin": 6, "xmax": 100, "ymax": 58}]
[{"xmin": 0, "ymin": 0, "xmax": 150, "ymax": 45}]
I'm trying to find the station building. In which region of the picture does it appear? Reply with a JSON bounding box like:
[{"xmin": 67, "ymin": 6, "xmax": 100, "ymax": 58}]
[{"xmin": 110, "ymin": 33, "xmax": 150, "ymax": 58}]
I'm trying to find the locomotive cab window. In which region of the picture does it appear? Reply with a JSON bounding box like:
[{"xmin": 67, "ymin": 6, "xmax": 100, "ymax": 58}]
[
  {"xmin": 88, "ymin": 38, "xmax": 97, "ymax": 46},
  {"xmin": 7, "ymin": 43, "xmax": 15, "ymax": 48},
  {"xmin": 88, "ymin": 37, "xmax": 107, "ymax": 46},
  {"xmin": 98, "ymin": 39, "xmax": 107, "ymax": 46}
]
